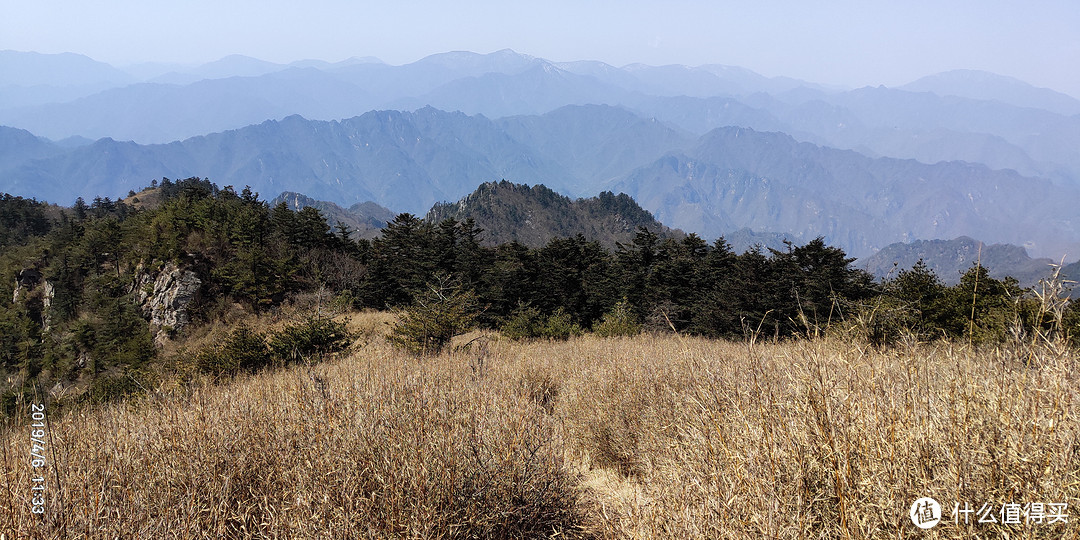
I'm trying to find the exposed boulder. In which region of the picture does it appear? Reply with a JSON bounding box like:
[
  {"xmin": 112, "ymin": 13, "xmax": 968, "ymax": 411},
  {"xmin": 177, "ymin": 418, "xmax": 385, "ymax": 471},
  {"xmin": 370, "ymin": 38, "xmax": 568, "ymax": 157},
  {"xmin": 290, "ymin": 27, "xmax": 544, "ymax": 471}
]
[
  {"xmin": 40, "ymin": 280, "xmax": 54, "ymax": 332},
  {"xmin": 134, "ymin": 262, "xmax": 202, "ymax": 342}
]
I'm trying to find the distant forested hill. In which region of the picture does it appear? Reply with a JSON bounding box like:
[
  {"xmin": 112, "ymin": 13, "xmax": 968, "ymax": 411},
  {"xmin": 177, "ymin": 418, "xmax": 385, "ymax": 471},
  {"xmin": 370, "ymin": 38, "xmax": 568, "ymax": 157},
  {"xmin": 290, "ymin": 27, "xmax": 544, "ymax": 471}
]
[
  {"xmin": 424, "ymin": 181, "xmax": 680, "ymax": 248},
  {"xmin": 861, "ymin": 236, "xmax": 1059, "ymax": 287},
  {"xmin": 269, "ymin": 191, "xmax": 393, "ymax": 240}
]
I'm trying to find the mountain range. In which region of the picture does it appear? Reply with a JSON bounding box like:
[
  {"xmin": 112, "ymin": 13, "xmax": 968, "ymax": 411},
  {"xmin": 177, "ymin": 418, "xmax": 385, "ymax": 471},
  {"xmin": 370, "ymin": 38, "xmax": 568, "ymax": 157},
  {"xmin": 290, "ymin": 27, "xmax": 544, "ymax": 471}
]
[
  {"xmin": 2, "ymin": 103, "xmax": 1078, "ymax": 260},
  {"xmin": 2, "ymin": 48, "xmax": 1079, "ymax": 264},
  {"xmin": 3, "ymin": 48, "xmax": 1079, "ymax": 190}
]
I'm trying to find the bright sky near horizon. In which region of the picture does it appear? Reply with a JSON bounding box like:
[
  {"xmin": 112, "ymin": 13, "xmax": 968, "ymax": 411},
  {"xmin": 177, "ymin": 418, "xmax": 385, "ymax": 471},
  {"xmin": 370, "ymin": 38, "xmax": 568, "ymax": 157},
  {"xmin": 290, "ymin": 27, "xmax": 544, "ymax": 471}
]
[{"xmin": 2, "ymin": 0, "xmax": 1078, "ymax": 97}]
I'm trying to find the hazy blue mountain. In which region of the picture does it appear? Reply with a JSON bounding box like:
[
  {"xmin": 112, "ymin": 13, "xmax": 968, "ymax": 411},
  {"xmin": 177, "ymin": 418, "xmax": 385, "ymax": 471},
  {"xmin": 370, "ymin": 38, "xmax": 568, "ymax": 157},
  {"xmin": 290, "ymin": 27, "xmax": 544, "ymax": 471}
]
[
  {"xmin": 620, "ymin": 63, "xmax": 815, "ymax": 98},
  {"xmin": 0, "ymin": 137, "xmax": 175, "ymax": 205},
  {"xmin": 119, "ymin": 61, "xmax": 198, "ymax": 81},
  {"xmin": 611, "ymin": 127, "xmax": 1080, "ymax": 259},
  {"xmin": 624, "ymin": 92, "xmax": 1076, "ymax": 185},
  {"xmin": 386, "ymin": 61, "xmax": 632, "ymax": 118},
  {"xmin": 172, "ymin": 109, "xmax": 547, "ymax": 212},
  {"xmin": 0, "ymin": 108, "xmax": 572, "ymax": 212},
  {"xmin": 628, "ymin": 95, "xmax": 788, "ymax": 136},
  {"xmin": 156, "ymin": 54, "xmax": 288, "ymax": 83},
  {"xmin": 736, "ymin": 90, "xmax": 1080, "ymax": 185},
  {"xmin": 0, "ymin": 50, "xmax": 133, "ymax": 88},
  {"xmin": 0, "ymin": 126, "xmax": 65, "ymax": 173},
  {"xmin": 289, "ymin": 57, "xmax": 383, "ymax": 70},
  {"xmin": 144, "ymin": 57, "xmax": 284, "ymax": 86},
  {"xmin": 819, "ymin": 87, "xmax": 1079, "ymax": 158},
  {"xmin": 52, "ymin": 135, "xmax": 95, "ymax": 149},
  {"xmin": 0, "ymin": 50, "xmax": 137, "ymax": 108},
  {"xmin": 121, "ymin": 57, "xmax": 381, "ymax": 84},
  {"xmin": 495, "ymin": 104, "xmax": 693, "ymax": 194},
  {"xmin": 613, "ymin": 153, "xmax": 871, "ymax": 251},
  {"xmin": 900, "ymin": 69, "xmax": 1080, "ymax": 116},
  {"xmin": 326, "ymin": 49, "xmax": 541, "ymax": 104},
  {"xmin": 620, "ymin": 63, "xmax": 745, "ymax": 97},
  {"xmin": 860, "ymin": 236, "xmax": 1060, "ymax": 287},
  {"xmin": 5, "ymin": 48, "xmax": 1079, "ymax": 185},
  {"xmin": 0, "ymin": 68, "xmax": 377, "ymax": 143},
  {"xmin": 552, "ymin": 60, "xmax": 648, "ymax": 92},
  {"xmin": 0, "ymin": 49, "xmax": 566, "ymax": 142},
  {"xmin": 0, "ymin": 84, "xmax": 119, "ymax": 110},
  {"xmin": 410, "ymin": 49, "xmax": 540, "ymax": 76}
]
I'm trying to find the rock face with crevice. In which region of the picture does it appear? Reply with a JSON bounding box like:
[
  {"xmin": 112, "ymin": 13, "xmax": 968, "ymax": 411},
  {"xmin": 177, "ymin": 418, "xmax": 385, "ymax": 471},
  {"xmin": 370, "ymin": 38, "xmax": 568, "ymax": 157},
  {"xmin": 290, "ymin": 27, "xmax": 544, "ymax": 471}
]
[
  {"xmin": 134, "ymin": 263, "xmax": 201, "ymax": 342},
  {"xmin": 13, "ymin": 268, "xmax": 43, "ymax": 303},
  {"xmin": 12, "ymin": 267, "xmax": 54, "ymax": 332}
]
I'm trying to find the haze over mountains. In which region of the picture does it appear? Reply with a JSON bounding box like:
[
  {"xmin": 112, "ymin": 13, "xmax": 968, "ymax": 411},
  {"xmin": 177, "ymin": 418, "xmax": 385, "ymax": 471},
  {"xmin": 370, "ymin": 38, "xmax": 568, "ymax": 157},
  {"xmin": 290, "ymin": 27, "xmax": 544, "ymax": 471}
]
[{"xmin": 2, "ymin": 48, "xmax": 1079, "ymax": 267}]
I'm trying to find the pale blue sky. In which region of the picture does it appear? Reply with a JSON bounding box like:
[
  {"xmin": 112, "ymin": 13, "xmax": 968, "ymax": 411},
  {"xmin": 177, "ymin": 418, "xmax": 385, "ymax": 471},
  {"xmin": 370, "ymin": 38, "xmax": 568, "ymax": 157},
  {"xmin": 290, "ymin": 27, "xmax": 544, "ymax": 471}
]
[{"xmin": 3, "ymin": 0, "xmax": 1078, "ymax": 97}]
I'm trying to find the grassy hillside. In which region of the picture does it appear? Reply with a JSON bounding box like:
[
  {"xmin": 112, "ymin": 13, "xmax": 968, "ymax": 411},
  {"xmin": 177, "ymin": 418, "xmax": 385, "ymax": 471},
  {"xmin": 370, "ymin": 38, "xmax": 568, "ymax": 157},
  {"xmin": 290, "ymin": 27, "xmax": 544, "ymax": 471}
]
[{"xmin": 2, "ymin": 311, "xmax": 1076, "ymax": 538}]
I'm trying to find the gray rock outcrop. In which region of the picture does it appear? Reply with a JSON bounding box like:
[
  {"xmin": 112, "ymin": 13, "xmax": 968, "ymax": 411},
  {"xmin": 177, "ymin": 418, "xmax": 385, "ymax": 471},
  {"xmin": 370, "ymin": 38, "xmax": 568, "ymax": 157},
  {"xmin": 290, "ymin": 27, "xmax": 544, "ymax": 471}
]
[{"xmin": 134, "ymin": 262, "xmax": 201, "ymax": 342}]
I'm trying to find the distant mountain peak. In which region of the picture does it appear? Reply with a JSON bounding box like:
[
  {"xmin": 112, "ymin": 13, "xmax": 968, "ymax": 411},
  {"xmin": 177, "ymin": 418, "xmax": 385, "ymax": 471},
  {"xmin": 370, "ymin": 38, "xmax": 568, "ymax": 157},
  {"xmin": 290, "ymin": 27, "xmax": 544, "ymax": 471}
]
[
  {"xmin": 490, "ymin": 48, "xmax": 534, "ymax": 59},
  {"xmin": 415, "ymin": 49, "xmax": 537, "ymax": 70},
  {"xmin": 190, "ymin": 55, "xmax": 287, "ymax": 80},
  {"xmin": 0, "ymin": 49, "xmax": 134, "ymax": 87}
]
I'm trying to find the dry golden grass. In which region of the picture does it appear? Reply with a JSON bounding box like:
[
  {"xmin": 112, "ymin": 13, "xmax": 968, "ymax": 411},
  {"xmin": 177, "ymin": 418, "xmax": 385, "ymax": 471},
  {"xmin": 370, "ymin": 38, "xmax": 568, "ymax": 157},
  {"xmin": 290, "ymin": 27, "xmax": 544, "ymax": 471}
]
[{"xmin": 2, "ymin": 312, "xmax": 1078, "ymax": 538}]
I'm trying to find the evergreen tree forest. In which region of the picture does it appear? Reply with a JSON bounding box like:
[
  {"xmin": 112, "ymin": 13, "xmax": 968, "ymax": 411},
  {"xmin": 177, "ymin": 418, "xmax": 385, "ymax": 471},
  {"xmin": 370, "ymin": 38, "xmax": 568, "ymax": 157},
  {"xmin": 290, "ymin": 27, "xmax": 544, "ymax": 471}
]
[{"xmin": 2, "ymin": 178, "xmax": 1078, "ymax": 412}]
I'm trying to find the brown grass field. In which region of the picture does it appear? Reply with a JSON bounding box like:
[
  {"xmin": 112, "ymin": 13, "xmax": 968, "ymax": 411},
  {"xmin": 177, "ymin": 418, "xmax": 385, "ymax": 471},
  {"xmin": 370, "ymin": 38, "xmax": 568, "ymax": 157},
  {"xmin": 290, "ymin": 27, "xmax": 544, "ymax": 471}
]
[{"xmin": 2, "ymin": 311, "xmax": 1078, "ymax": 538}]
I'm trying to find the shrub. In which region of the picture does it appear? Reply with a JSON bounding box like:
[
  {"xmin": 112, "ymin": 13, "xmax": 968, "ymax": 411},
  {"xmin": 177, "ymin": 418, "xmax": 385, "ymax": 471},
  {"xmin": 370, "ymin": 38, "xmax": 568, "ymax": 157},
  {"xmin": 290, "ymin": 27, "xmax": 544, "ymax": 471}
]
[
  {"xmin": 501, "ymin": 304, "xmax": 582, "ymax": 341},
  {"xmin": 500, "ymin": 302, "xmax": 545, "ymax": 340},
  {"xmin": 268, "ymin": 316, "xmax": 353, "ymax": 364},
  {"xmin": 593, "ymin": 299, "xmax": 641, "ymax": 337},
  {"xmin": 540, "ymin": 308, "xmax": 583, "ymax": 340},
  {"xmin": 195, "ymin": 324, "xmax": 271, "ymax": 375},
  {"xmin": 87, "ymin": 374, "xmax": 142, "ymax": 403},
  {"xmin": 389, "ymin": 279, "xmax": 478, "ymax": 355}
]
